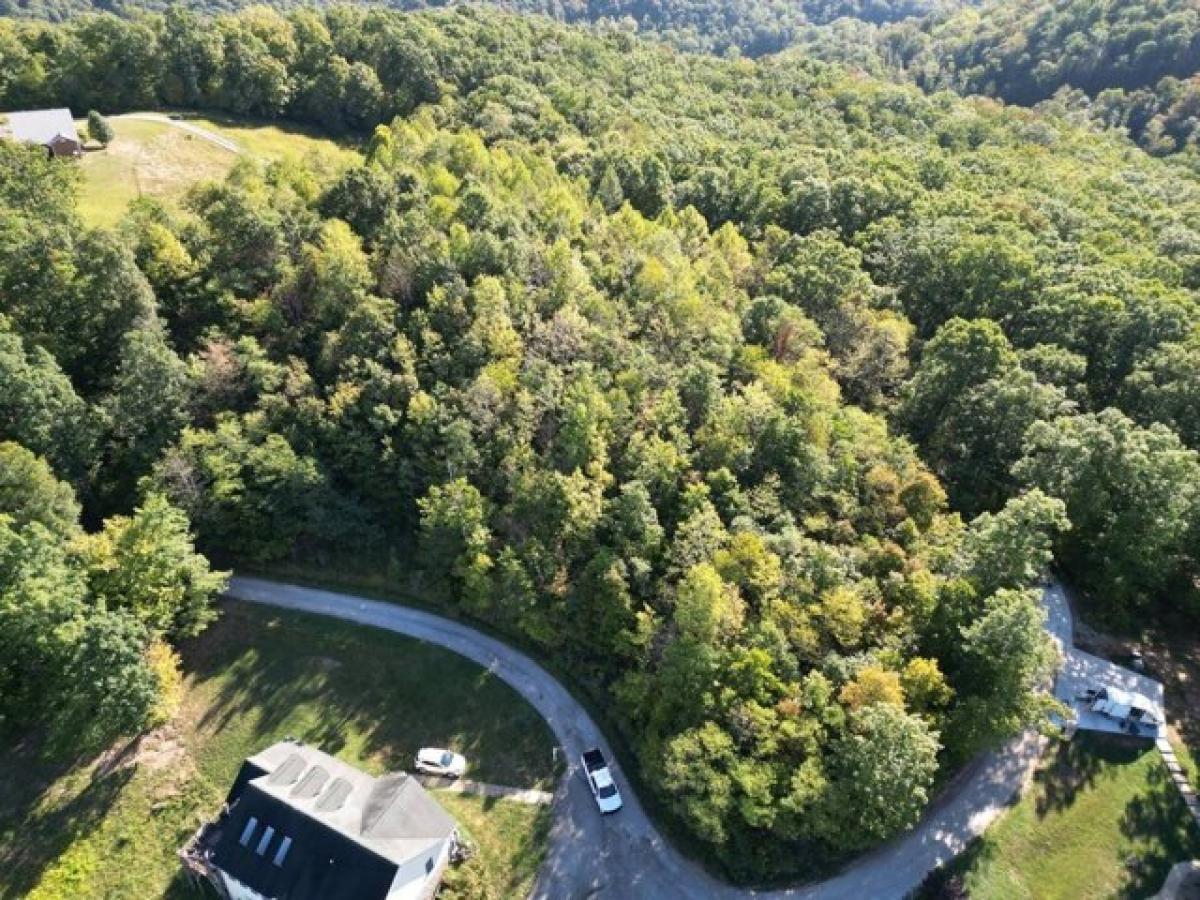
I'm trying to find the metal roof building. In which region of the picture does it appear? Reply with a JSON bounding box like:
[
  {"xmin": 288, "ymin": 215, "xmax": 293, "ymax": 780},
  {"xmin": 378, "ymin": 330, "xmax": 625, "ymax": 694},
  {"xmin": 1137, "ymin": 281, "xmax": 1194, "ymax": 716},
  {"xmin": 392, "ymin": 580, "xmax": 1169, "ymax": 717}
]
[{"xmin": 0, "ymin": 108, "xmax": 82, "ymax": 157}]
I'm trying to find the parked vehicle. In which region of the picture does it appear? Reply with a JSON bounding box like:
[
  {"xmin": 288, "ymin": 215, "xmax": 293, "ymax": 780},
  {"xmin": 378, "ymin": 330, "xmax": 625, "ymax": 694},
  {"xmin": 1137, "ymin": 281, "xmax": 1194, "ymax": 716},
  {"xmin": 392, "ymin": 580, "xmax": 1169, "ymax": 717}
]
[
  {"xmin": 582, "ymin": 747, "xmax": 623, "ymax": 813},
  {"xmin": 414, "ymin": 747, "xmax": 467, "ymax": 778}
]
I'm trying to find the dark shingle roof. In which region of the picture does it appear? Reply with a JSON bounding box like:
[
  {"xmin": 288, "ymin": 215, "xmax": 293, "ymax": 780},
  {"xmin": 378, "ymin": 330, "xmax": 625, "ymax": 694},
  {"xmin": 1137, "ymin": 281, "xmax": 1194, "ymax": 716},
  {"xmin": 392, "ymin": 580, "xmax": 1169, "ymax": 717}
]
[{"xmin": 211, "ymin": 781, "xmax": 399, "ymax": 900}]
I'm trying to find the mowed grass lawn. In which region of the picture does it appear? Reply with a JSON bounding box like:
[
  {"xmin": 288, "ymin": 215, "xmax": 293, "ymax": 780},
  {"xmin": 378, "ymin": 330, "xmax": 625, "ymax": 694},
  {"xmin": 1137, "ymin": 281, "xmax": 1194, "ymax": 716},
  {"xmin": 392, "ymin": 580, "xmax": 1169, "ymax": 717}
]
[
  {"xmin": 181, "ymin": 114, "xmax": 361, "ymax": 165},
  {"xmin": 921, "ymin": 732, "xmax": 1200, "ymax": 900},
  {"xmin": 75, "ymin": 113, "xmax": 359, "ymax": 228},
  {"xmin": 0, "ymin": 601, "xmax": 555, "ymax": 900}
]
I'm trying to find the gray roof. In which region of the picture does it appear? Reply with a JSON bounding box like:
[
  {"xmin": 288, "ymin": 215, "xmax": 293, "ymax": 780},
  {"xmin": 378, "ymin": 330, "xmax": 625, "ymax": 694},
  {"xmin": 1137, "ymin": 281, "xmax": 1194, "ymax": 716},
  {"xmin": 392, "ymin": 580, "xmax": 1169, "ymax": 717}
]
[
  {"xmin": 0, "ymin": 108, "xmax": 80, "ymax": 147},
  {"xmin": 243, "ymin": 740, "xmax": 456, "ymax": 864}
]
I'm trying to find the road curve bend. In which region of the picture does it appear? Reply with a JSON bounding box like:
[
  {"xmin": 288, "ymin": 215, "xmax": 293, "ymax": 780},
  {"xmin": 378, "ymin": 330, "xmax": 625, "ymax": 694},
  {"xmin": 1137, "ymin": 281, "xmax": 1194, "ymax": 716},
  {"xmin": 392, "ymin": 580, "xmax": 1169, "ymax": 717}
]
[{"xmin": 225, "ymin": 576, "xmax": 1073, "ymax": 900}]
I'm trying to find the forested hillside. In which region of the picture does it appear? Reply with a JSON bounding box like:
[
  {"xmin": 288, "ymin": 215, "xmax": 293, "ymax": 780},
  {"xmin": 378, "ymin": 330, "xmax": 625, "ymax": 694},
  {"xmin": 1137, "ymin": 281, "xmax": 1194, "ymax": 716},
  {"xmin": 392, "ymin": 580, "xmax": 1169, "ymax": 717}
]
[
  {"xmin": 0, "ymin": 145, "xmax": 229, "ymax": 762},
  {"xmin": 905, "ymin": 0, "xmax": 1200, "ymax": 104},
  {"xmin": 14, "ymin": 0, "xmax": 1200, "ymax": 156},
  {"xmin": 819, "ymin": 0, "xmax": 1200, "ymax": 156},
  {"xmin": 0, "ymin": 0, "xmax": 954, "ymax": 53},
  {"xmin": 3, "ymin": 5, "xmax": 1200, "ymax": 883}
]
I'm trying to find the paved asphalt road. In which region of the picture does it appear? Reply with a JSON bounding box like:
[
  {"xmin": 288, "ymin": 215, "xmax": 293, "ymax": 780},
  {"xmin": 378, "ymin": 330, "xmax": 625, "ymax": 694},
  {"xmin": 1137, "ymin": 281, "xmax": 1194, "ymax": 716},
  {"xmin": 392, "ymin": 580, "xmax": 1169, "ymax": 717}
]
[{"xmin": 226, "ymin": 576, "xmax": 1076, "ymax": 900}]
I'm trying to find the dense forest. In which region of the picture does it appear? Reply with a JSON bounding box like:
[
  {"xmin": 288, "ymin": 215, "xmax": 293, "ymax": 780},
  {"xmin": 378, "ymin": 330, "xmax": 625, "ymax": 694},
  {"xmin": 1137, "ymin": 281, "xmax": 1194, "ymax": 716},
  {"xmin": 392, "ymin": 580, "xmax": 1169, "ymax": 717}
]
[
  {"xmin": 917, "ymin": 0, "xmax": 1200, "ymax": 157},
  {"xmin": 12, "ymin": 0, "xmax": 1200, "ymax": 157},
  {"xmin": 4, "ymin": 4, "xmax": 1200, "ymax": 883},
  {"xmin": 897, "ymin": 0, "xmax": 1200, "ymax": 104},
  {"xmin": 0, "ymin": 145, "xmax": 229, "ymax": 759},
  {"xmin": 794, "ymin": 0, "xmax": 1200, "ymax": 157},
  {"xmin": 0, "ymin": 0, "xmax": 953, "ymax": 53}
]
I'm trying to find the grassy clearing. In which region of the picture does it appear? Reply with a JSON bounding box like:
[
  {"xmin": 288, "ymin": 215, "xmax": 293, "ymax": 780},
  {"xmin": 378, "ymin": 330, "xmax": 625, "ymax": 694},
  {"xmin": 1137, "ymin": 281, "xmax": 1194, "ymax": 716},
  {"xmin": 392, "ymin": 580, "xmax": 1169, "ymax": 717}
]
[
  {"xmin": 920, "ymin": 732, "xmax": 1200, "ymax": 900},
  {"xmin": 76, "ymin": 118, "xmax": 232, "ymax": 228},
  {"xmin": 75, "ymin": 113, "xmax": 359, "ymax": 228},
  {"xmin": 0, "ymin": 600, "xmax": 555, "ymax": 900},
  {"xmin": 180, "ymin": 114, "xmax": 361, "ymax": 167}
]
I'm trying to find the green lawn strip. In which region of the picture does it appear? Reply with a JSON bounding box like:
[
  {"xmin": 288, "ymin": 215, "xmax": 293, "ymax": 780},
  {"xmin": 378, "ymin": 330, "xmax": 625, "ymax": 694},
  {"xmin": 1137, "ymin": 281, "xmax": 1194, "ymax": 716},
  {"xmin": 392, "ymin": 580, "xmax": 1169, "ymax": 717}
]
[
  {"xmin": 182, "ymin": 601, "xmax": 557, "ymax": 789},
  {"xmin": 1170, "ymin": 734, "xmax": 1200, "ymax": 791},
  {"xmin": 920, "ymin": 732, "xmax": 1200, "ymax": 900},
  {"xmin": 438, "ymin": 793, "xmax": 552, "ymax": 898},
  {"xmin": 180, "ymin": 113, "xmax": 361, "ymax": 167},
  {"xmin": 0, "ymin": 600, "xmax": 555, "ymax": 900},
  {"xmin": 73, "ymin": 137, "xmax": 139, "ymax": 228}
]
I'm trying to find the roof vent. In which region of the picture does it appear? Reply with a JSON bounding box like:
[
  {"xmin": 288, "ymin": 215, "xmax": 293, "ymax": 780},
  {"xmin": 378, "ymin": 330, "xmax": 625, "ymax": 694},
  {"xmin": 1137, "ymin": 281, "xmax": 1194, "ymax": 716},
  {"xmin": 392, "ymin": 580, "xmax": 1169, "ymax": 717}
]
[
  {"xmin": 292, "ymin": 765, "xmax": 329, "ymax": 799},
  {"xmin": 316, "ymin": 777, "xmax": 353, "ymax": 812},
  {"xmin": 269, "ymin": 754, "xmax": 306, "ymax": 786}
]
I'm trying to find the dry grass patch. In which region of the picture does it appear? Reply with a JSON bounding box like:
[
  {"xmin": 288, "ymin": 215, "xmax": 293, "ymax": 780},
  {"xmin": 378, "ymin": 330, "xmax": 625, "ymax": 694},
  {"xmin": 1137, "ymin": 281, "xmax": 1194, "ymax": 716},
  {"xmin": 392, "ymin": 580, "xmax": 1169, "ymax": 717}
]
[{"xmin": 76, "ymin": 119, "xmax": 233, "ymax": 227}]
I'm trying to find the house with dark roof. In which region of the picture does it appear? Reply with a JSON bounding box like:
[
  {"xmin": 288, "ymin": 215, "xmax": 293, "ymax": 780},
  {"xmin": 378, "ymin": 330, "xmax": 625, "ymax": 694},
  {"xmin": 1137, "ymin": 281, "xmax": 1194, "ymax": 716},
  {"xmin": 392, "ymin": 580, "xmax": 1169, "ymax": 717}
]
[
  {"xmin": 182, "ymin": 740, "xmax": 458, "ymax": 900},
  {"xmin": 0, "ymin": 108, "xmax": 82, "ymax": 158}
]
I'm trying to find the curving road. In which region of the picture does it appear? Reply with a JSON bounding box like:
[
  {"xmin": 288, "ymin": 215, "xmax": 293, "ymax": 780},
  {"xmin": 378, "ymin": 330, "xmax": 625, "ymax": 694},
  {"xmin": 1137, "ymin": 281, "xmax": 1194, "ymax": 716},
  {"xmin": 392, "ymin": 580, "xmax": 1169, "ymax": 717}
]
[{"xmin": 225, "ymin": 576, "xmax": 1075, "ymax": 900}]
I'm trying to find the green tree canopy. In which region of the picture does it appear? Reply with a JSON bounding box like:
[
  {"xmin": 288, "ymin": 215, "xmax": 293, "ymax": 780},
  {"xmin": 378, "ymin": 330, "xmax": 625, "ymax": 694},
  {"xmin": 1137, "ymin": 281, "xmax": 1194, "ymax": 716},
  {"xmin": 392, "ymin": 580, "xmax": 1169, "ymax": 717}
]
[{"xmin": 1016, "ymin": 410, "xmax": 1200, "ymax": 619}]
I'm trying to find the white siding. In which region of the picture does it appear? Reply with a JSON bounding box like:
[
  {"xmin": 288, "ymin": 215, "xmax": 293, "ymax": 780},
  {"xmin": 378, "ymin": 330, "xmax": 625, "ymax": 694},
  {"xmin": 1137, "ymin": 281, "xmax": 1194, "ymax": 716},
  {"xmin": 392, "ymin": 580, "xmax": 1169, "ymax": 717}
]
[
  {"xmin": 219, "ymin": 871, "xmax": 268, "ymax": 900},
  {"xmin": 387, "ymin": 838, "xmax": 451, "ymax": 900}
]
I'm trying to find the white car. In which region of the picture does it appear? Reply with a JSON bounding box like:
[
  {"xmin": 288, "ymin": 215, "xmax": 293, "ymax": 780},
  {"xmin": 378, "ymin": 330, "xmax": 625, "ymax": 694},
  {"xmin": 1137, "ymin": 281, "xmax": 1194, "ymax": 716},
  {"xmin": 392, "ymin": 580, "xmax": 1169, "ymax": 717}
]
[
  {"xmin": 582, "ymin": 747, "xmax": 623, "ymax": 814},
  {"xmin": 414, "ymin": 747, "xmax": 467, "ymax": 778}
]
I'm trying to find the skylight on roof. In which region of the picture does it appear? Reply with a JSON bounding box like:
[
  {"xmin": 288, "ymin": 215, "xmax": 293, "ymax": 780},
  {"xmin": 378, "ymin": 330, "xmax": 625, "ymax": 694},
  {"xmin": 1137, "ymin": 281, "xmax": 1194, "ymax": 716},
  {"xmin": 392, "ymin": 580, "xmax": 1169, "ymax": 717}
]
[
  {"xmin": 239, "ymin": 817, "xmax": 259, "ymax": 847},
  {"xmin": 316, "ymin": 777, "xmax": 353, "ymax": 812},
  {"xmin": 293, "ymin": 765, "xmax": 330, "ymax": 799},
  {"xmin": 269, "ymin": 753, "xmax": 307, "ymax": 786},
  {"xmin": 256, "ymin": 825, "xmax": 276, "ymax": 856},
  {"xmin": 273, "ymin": 835, "xmax": 292, "ymax": 867}
]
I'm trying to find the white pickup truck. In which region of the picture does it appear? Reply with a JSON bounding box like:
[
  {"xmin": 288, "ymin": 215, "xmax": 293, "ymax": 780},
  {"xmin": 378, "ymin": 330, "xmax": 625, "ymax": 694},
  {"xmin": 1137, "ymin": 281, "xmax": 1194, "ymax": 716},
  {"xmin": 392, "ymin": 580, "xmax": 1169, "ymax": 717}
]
[{"xmin": 582, "ymin": 747, "xmax": 623, "ymax": 814}]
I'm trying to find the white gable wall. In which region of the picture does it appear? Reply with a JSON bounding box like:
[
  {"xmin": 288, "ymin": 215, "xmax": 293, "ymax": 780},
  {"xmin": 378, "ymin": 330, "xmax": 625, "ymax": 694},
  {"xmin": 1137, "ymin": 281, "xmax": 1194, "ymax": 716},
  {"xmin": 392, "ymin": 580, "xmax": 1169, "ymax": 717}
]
[
  {"xmin": 387, "ymin": 835, "xmax": 451, "ymax": 900},
  {"xmin": 220, "ymin": 870, "xmax": 268, "ymax": 900}
]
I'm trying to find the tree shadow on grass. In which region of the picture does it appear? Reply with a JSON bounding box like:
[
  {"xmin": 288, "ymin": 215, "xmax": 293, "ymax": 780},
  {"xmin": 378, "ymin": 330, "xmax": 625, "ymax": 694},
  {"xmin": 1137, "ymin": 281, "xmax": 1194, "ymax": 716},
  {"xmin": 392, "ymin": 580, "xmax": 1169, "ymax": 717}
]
[
  {"xmin": 177, "ymin": 601, "xmax": 558, "ymax": 789},
  {"xmin": 506, "ymin": 803, "xmax": 553, "ymax": 893},
  {"xmin": 1034, "ymin": 733, "xmax": 1148, "ymax": 818},
  {"xmin": 163, "ymin": 867, "xmax": 219, "ymax": 899},
  {"xmin": 913, "ymin": 836, "xmax": 998, "ymax": 899},
  {"xmin": 0, "ymin": 737, "xmax": 135, "ymax": 898},
  {"xmin": 1116, "ymin": 757, "xmax": 1200, "ymax": 900}
]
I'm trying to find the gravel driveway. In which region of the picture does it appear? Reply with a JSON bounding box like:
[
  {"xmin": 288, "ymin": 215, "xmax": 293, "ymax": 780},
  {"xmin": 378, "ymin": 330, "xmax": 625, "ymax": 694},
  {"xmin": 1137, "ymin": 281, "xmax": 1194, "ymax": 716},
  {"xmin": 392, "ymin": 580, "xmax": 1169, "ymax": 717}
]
[
  {"xmin": 225, "ymin": 576, "xmax": 1074, "ymax": 900},
  {"xmin": 113, "ymin": 113, "xmax": 241, "ymax": 154}
]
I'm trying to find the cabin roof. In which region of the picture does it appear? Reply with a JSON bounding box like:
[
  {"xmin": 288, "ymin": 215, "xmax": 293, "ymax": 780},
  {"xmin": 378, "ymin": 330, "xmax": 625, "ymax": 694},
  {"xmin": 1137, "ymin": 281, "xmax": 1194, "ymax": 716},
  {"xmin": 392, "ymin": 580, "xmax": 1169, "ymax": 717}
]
[{"xmin": 0, "ymin": 108, "xmax": 80, "ymax": 146}]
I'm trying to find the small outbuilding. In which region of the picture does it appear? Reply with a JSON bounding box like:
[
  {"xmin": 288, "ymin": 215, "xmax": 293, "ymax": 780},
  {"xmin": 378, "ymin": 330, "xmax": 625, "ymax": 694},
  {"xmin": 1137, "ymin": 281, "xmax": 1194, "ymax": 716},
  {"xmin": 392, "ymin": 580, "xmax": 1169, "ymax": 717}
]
[
  {"xmin": 0, "ymin": 108, "xmax": 83, "ymax": 158},
  {"xmin": 182, "ymin": 739, "xmax": 459, "ymax": 900}
]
